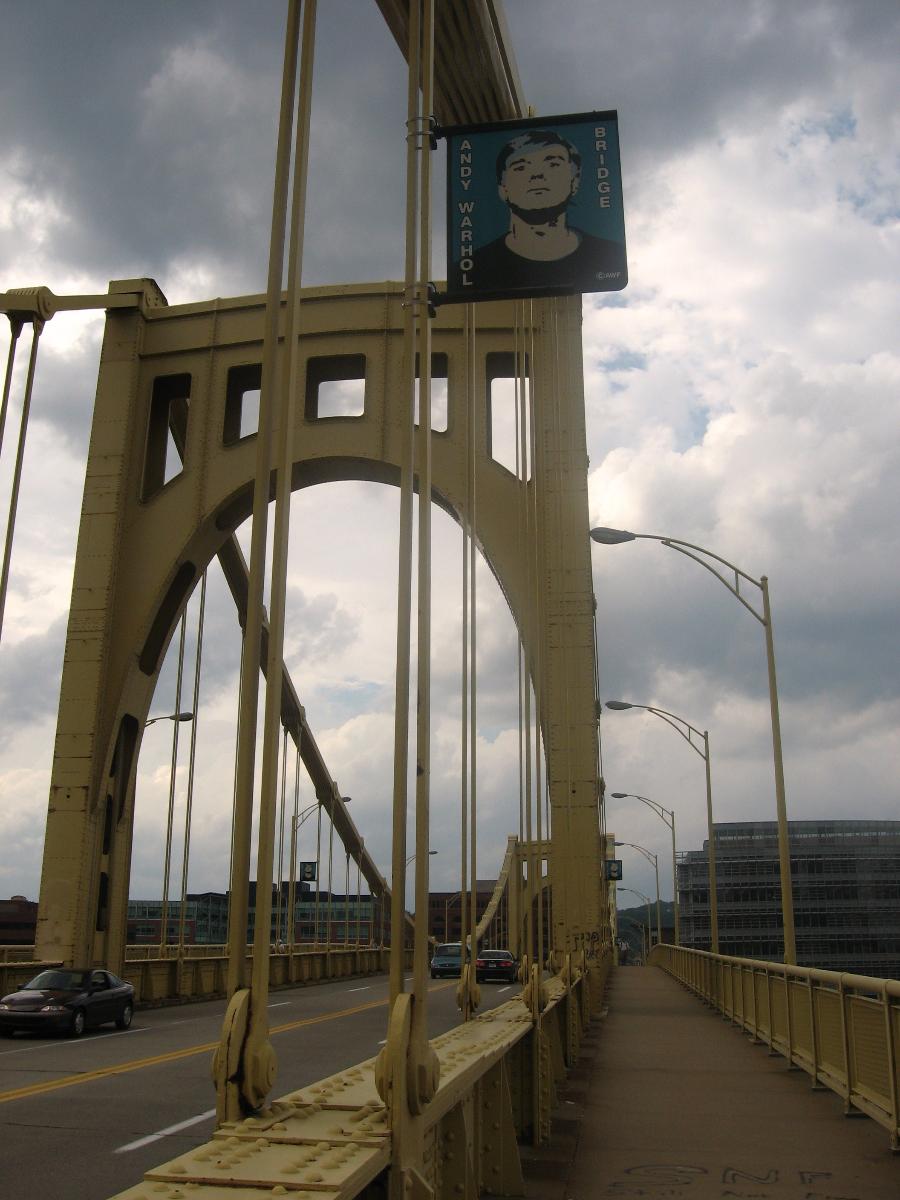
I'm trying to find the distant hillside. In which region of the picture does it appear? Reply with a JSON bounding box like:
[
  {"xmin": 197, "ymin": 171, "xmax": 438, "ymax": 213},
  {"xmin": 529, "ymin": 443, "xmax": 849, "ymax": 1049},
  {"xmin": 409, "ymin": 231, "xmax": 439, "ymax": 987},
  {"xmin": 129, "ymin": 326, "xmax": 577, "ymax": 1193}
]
[{"xmin": 615, "ymin": 901, "xmax": 676, "ymax": 959}]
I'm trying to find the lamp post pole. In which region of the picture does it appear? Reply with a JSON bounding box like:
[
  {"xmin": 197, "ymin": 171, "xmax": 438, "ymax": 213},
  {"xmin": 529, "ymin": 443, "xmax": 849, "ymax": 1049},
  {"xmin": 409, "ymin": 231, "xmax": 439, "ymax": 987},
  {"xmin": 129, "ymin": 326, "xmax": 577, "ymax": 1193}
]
[
  {"xmin": 444, "ymin": 889, "xmax": 463, "ymax": 942},
  {"xmin": 287, "ymin": 801, "xmax": 321, "ymax": 953},
  {"xmin": 144, "ymin": 711, "xmax": 194, "ymax": 955},
  {"xmin": 607, "ymin": 701, "xmax": 718, "ymax": 953},
  {"xmin": 615, "ymin": 841, "xmax": 660, "ymax": 946},
  {"xmin": 612, "ymin": 792, "xmax": 679, "ymax": 945},
  {"xmin": 618, "ymin": 887, "xmax": 653, "ymax": 961},
  {"xmin": 591, "ymin": 525, "xmax": 795, "ymax": 964}
]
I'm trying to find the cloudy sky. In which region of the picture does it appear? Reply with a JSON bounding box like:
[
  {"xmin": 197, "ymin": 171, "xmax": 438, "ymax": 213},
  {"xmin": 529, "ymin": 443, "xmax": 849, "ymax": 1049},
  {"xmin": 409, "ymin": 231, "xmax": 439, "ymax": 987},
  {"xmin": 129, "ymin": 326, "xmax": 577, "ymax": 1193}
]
[{"xmin": 0, "ymin": 1, "xmax": 897, "ymax": 915}]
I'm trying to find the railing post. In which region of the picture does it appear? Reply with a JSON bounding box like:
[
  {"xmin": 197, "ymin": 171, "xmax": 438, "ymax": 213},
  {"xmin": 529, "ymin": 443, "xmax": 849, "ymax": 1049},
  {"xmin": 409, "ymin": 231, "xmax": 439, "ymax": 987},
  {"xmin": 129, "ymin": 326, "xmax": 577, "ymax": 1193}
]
[
  {"xmin": 838, "ymin": 976, "xmax": 854, "ymax": 1116},
  {"xmin": 786, "ymin": 967, "xmax": 796, "ymax": 1068},
  {"xmin": 807, "ymin": 973, "xmax": 824, "ymax": 1090},
  {"xmin": 751, "ymin": 965, "xmax": 760, "ymax": 1044},
  {"xmin": 765, "ymin": 967, "xmax": 776, "ymax": 1054},
  {"xmin": 882, "ymin": 981, "xmax": 899, "ymax": 1150}
]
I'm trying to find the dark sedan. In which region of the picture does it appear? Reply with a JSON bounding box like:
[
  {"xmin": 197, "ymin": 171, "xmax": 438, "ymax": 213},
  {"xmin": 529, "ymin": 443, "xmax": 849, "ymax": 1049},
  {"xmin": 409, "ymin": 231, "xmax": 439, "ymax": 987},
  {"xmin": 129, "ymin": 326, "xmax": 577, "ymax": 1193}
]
[
  {"xmin": 475, "ymin": 949, "xmax": 518, "ymax": 983},
  {"xmin": 430, "ymin": 943, "xmax": 465, "ymax": 978},
  {"xmin": 0, "ymin": 968, "xmax": 134, "ymax": 1037}
]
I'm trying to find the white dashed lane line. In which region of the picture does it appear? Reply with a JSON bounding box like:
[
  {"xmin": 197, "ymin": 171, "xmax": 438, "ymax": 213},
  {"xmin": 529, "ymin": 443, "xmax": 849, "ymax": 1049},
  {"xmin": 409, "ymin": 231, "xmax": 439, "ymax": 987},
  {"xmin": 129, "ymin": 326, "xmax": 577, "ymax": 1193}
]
[
  {"xmin": 0, "ymin": 1026, "xmax": 150, "ymax": 1056},
  {"xmin": 115, "ymin": 1108, "xmax": 216, "ymax": 1154}
]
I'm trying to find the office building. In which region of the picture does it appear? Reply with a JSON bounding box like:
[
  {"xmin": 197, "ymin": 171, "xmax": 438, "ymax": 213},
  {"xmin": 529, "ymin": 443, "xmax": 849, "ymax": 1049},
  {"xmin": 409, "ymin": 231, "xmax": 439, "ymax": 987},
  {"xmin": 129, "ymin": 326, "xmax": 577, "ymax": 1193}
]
[{"xmin": 676, "ymin": 820, "xmax": 900, "ymax": 977}]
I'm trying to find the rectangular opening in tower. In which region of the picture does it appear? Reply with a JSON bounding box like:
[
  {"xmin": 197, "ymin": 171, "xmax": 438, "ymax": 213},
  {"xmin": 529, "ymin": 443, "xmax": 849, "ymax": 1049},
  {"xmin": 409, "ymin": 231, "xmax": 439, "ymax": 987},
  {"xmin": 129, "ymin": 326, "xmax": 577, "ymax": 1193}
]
[
  {"xmin": 142, "ymin": 373, "xmax": 192, "ymax": 500},
  {"xmin": 414, "ymin": 352, "xmax": 449, "ymax": 433},
  {"xmin": 223, "ymin": 363, "xmax": 262, "ymax": 444},
  {"xmin": 486, "ymin": 352, "xmax": 531, "ymax": 478},
  {"xmin": 305, "ymin": 354, "xmax": 366, "ymax": 419}
]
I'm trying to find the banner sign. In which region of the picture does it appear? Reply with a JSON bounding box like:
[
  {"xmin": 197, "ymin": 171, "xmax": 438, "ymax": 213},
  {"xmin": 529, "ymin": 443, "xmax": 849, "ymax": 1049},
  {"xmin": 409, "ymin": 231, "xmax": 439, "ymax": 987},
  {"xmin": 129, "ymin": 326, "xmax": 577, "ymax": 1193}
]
[
  {"xmin": 444, "ymin": 110, "xmax": 626, "ymax": 303},
  {"xmin": 299, "ymin": 862, "xmax": 317, "ymax": 882},
  {"xmin": 605, "ymin": 859, "xmax": 623, "ymax": 881}
]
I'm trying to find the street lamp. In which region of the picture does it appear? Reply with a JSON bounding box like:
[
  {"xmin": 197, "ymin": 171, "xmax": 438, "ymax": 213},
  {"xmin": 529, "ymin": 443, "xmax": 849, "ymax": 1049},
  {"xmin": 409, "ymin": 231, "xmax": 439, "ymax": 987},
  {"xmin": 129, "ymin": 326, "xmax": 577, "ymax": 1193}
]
[
  {"xmin": 614, "ymin": 840, "xmax": 660, "ymax": 946},
  {"xmin": 144, "ymin": 710, "xmax": 194, "ymax": 952},
  {"xmin": 406, "ymin": 850, "xmax": 437, "ymax": 867},
  {"xmin": 286, "ymin": 798, "xmax": 350, "ymax": 950},
  {"xmin": 612, "ymin": 792, "xmax": 679, "ymax": 946},
  {"xmin": 591, "ymin": 525, "xmax": 795, "ymax": 964},
  {"xmin": 606, "ymin": 700, "xmax": 718, "ymax": 953},
  {"xmin": 444, "ymin": 889, "xmax": 464, "ymax": 941},
  {"xmin": 145, "ymin": 711, "xmax": 194, "ymax": 727},
  {"xmin": 617, "ymin": 886, "xmax": 653, "ymax": 961}
]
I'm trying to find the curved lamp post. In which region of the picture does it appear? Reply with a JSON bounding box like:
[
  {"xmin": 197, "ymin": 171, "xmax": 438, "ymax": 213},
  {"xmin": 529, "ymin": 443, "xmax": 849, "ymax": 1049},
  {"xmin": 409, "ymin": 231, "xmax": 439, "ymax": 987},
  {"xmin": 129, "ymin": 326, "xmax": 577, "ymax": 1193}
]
[
  {"xmin": 617, "ymin": 886, "xmax": 653, "ymax": 960},
  {"xmin": 406, "ymin": 849, "xmax": 437, "ymax": 867},
  {"xmin": 612, "ymin": 792, "xmax": 679, "ymax": 946},
  {"xmin": 145, "ymin": 710, "xmax": 194, "ymax": 727},
  {"xmin": 615, "ymin": 840, "xmax": 660, "ymax": 946},
  {"xmin": 144, "ymin": 711, "xmax": 194, "ymax": 952},
  {"xmin": 591, "ymin": 525, "xmax": 795, "ymax": 964},
  {"xmin": 444, "ymin": 889, "xmax": 464, "ymax": 941},
  {"xmin": 606, "ymin": 700, "xmax": 718, "ymax": 954}
]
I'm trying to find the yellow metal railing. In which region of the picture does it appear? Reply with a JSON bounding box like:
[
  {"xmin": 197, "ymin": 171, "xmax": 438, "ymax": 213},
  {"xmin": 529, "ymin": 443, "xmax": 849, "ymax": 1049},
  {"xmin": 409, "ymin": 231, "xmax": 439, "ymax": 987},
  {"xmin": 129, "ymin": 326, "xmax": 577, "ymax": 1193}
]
[
  {"xmin": 108, "ymin": 952, "xmax": 609, "ymax": 1198},
  {"xmin": 652, "ymin": 943, "xmax": 900, "ymax": 1149},
  {"xmin": 0, "ymin": 945, "xmax": 403, "ymax": 1005}
]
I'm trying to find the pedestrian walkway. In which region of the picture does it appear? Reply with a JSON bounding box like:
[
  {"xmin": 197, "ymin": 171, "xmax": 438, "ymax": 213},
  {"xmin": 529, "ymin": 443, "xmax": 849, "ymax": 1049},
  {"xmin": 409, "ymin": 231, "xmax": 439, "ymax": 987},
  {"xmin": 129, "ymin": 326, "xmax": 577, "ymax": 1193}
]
[{"xmin": 521, "ymin": 965, "xmax": 899, "ymax": 1200}]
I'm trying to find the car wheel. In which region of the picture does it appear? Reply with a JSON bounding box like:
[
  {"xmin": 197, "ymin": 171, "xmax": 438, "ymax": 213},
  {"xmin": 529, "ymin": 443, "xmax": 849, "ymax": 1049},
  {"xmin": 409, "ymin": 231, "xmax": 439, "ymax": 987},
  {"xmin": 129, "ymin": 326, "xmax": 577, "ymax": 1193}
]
[
  {"xmin": 69, "ymin": 1009, "xmax": 86, "ymax": 1038},
  {"xmin": 0, "ymin": 1028, "xmax": 13, "ymax": 1038},
  {"xmin": 115, "ymin": 1002, "xmax": 133, "ymax": 1030}
]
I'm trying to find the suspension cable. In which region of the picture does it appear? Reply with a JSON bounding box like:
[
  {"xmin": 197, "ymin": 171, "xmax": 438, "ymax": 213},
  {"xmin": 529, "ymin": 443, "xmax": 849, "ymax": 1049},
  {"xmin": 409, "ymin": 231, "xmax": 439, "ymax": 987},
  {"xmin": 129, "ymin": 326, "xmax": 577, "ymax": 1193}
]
[
  {"xmin": 327, "ymin": 806, "xmax": 334, "ymax": 959},
  {"xmin": 459, "ymin": 305, "xmax": 470, "ymax": 983},
  {"xmin": 177, "ymin": 570, "xmax": 207, "ymax": 961},
  {"xmin": 518, "ymin": 303, "xmax": 537, "ymax": 964},
  {"xmin": 224, "ymin": 0, "xmax": 303, "ymax": 1013},
  {"xmin": 344, "ymin": 850, "xmax": 350, "ymax": 948},
  {"xmin": 287, "ymin": 740, "xmax": 300, "ymax": 956},
  {"xmin": 0, "ymin": 319, "xmax": 43, "ymax": 644},
  {"xmin": 315, "ymin": 802, "xmax": 322, "ymax": 947},
  {"xmin": 467, "ymin": 301, "xmax": 478, "ymax": 987},
  {"xmin": 0, "ymin": 318, "xmax": 24, "ymax": 464},
  {"xmin": 527, "ymin": 301, "xmax": 547, "ymax": 966},
  {"xmin": 388, "ymin": 0, "xmax": 424, "ymax": 1012},
  {"xmin": 160, "ymin": 610, "xmax": 188, "ymax": 955},
  {"xmin": 356, "ymin": 853, "xmax": 362, "ymax": 948},
  {"xmin": 276, "ymin": 725, "xmax": 289, "ymax": 946},
  {"xmin": 514, "ymin": 310, "xmax": 525, "ymax": 962}
]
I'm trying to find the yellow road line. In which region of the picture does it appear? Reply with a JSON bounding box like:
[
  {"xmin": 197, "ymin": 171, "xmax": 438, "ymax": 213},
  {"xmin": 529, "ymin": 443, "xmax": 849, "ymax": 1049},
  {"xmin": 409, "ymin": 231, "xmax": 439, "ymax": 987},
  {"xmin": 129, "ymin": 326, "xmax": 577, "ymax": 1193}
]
[{"xmin": 0, "ymin": 981, "xmax": 453, "ymax": 1106}]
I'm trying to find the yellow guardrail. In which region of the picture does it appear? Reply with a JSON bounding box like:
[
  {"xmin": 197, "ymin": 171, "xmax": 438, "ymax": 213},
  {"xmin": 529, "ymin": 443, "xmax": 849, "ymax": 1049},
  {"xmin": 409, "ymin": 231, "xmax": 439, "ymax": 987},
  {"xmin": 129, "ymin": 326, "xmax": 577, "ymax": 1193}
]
[{"xmin": 651, "ymin": 943, "xmax": 900, "ymax": 1149}]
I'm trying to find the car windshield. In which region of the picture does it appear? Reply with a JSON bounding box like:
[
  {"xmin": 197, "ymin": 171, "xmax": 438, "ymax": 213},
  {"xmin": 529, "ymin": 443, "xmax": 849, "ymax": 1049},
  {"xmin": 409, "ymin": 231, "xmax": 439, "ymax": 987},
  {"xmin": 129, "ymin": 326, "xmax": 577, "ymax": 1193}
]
[
  {"xmin": 24, "ymin": 969, "xmax": 90, "ymax": 990},
  {"xmin": 481, "ymin": 951, "xmax": 512, "ymax": 960},
  {"xmin": 434, "ymin": 945, "xmax": 461, "ymax": 958}
]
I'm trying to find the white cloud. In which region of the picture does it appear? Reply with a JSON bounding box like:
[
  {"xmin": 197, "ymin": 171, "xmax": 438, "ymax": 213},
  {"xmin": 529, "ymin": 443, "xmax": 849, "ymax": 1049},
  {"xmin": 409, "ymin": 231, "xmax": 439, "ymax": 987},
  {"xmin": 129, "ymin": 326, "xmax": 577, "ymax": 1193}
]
[{"xmin": 1, "ymin": 1, "xmax": 898, "ymax": 914}]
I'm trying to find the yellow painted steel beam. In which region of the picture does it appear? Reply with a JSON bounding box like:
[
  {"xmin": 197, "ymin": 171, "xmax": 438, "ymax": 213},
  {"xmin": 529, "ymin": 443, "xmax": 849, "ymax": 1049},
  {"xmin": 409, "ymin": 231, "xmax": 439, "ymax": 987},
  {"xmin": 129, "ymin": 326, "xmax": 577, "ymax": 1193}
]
[{"xmin": 374, "ymin": 0, "xmax": 524, "ymax": 124}]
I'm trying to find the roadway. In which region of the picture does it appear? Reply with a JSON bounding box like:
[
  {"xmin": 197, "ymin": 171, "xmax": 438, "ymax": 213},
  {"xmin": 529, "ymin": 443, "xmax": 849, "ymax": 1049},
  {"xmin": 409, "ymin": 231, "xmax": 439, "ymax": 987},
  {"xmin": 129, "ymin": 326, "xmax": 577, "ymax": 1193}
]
[{"xmin": 0, "ymin": 971, "xmax": 518, "ymax": 1200}]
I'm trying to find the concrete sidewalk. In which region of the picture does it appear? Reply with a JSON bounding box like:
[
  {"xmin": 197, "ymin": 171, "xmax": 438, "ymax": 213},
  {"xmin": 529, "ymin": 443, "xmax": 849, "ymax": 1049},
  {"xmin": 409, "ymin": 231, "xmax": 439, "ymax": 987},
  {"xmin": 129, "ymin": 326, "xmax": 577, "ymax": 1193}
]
[{"xmin": 520, "ymin": 965, "xmax": 898, "ymax": 1200}]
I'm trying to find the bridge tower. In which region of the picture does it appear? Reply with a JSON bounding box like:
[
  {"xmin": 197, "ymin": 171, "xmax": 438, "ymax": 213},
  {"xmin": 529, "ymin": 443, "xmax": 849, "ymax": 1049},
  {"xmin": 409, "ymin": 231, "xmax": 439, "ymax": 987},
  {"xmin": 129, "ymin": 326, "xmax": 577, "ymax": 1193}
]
[{"xmin": 33, "ymin": 282, "xmax": 605, "ymax": 976}]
